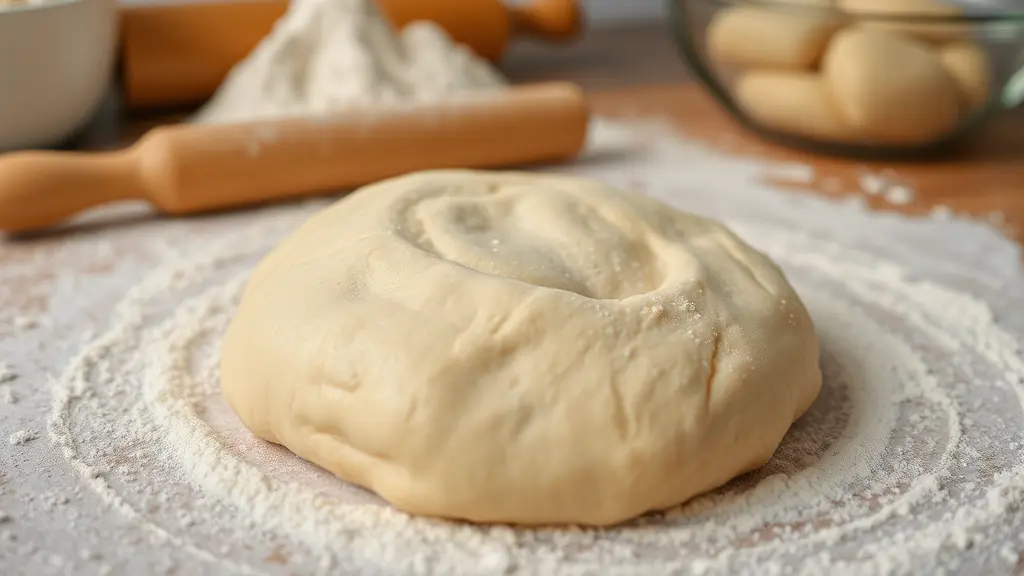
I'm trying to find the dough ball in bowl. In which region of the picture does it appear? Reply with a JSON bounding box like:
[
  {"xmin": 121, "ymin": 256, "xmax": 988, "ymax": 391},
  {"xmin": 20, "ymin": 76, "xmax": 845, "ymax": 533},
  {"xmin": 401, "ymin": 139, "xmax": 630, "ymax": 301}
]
[{"xmin": 220, "ymin": 170, "xmax": 821, "ymax": 526}]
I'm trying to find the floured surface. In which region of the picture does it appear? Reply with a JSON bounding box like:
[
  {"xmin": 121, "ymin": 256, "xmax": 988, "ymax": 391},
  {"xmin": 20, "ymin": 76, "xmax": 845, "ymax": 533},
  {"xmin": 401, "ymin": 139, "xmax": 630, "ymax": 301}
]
[{"xmin": 0, "ymin": 118, "xmax": 1022, "ymax": 575}]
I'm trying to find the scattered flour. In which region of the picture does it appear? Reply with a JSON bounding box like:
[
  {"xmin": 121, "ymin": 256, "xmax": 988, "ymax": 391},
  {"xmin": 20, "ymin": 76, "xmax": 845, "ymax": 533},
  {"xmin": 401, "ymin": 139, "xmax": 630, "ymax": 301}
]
[
  {"xmin": 765, "ymin": 163, "xmax": 816, "ymax": 184},
  {"xmin": 0, "ymin": 362, "xmax": 15, "ymax": 383},
  {"xmin": 9, "ymin": 429, "xmax": 38, "ymax": 446},
  {"xmin": 0, "ymin": 511, "xmax": 9, "ymax": 523},
  {"xmin": 39, "ymin": 493, "xmax": 70, "ymax": 510},
  {"xmin": 194, "ymin": 0, "xmax": 506, "ymax": 124},
  {"xmin": 999, "ymin": 547, "xmax": 1017, "ymax": 564},
  {"xmin": 12, "ymin": 316, "xmax": 38, "ymax": 330},
  {"xmin": 36, "ymin": 118, "xmax": 1023, "ymax": 575},
  {"xmin": 988, "ymin": 211, "xmax": 1007, "ymax": 226},
  {"xmin": 857, "ymin": 171, "xmax": 887, "ymax": 196},
  {"xmin": 856, "ymin": 169, "xmax": 916, "ymax": 205},
  {"xmin": 0, "ymin": 360, "xmax": 19, "ymax": 401},
  {"xmin": 884, "ymin": 184, "xmax": 914, "ymax": 206},
  {"xmin": 930, "ymin": 205, "xmax": 954, "ymax": 221}
]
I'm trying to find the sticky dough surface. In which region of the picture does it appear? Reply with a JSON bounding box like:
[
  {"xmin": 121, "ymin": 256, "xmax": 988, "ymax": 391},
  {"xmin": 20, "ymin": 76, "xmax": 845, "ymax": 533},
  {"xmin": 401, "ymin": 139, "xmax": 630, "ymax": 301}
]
[{"xmin": 219, "ymin": 170, "xmax": 822, "ymax": 525}]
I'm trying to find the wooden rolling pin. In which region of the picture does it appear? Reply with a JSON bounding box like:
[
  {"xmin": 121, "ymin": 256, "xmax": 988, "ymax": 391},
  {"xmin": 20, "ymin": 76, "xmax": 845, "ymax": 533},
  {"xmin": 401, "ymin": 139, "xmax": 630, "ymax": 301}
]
[
  {"xmin": 0, "ymin": 82, "xmax": 589, "ymax": 234},
  {"xmin": 121, "ymin": 0, "xmax": 582, "ymax": 109}
]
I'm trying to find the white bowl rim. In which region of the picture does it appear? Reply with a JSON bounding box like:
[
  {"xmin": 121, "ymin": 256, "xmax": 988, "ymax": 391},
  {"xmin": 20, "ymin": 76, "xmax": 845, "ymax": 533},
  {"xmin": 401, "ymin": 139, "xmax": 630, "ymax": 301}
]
[{"xmin": 0, "ymin": 0, "xmax": 97, "ymax": 15}]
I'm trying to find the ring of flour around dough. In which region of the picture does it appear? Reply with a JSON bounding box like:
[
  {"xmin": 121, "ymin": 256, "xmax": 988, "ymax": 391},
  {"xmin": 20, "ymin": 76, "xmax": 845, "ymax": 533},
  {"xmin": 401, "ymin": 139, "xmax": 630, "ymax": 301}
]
[
  {"xmin": 50, "ymin": 208, "xmax": 1024, "ymax": 574},
  {"xmin": 219, "ymin": 170, "xmax": 822, "ymax": 526}
]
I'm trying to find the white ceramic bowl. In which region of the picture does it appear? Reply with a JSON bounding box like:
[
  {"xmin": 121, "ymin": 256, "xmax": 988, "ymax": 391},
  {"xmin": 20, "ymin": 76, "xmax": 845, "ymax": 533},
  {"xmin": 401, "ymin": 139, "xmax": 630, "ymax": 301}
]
[{"xmin": 0, "ymin": 0, "xmax": 118, "ymax": 151}]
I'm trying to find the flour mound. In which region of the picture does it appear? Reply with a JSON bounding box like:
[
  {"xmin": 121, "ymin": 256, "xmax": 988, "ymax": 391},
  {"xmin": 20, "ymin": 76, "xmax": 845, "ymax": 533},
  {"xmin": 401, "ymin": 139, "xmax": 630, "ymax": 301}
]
[{"xmin": 195, "ymin": 0, "xmax": 506, "ymax": 124}]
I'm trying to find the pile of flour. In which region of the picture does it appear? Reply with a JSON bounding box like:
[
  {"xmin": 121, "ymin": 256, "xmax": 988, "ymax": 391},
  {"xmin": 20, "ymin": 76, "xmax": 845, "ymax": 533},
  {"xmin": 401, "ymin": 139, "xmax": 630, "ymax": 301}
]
[
  {"xmin": 194, "ymin": 0, "xmax": 506, "ymax": 124},
  {"xmin": 23, "ymin": 118, "xmax": 1021, "ymax": 575}
]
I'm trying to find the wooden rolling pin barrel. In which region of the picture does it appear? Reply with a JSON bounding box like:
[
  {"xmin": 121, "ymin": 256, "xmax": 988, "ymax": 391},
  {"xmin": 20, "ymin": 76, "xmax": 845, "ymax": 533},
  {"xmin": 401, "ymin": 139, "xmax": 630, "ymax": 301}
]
[
  {"xmin": 121, "ymin": 0, "xmax": 583, "ymax": 109},
  {"xmin": 0, "ymin": 83, "xmax": 590, "ymax": 234}
]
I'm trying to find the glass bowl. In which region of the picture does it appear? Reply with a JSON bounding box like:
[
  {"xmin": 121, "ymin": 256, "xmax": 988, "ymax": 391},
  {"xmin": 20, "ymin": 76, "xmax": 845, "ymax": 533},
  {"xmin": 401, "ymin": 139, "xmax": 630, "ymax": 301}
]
[{"xmin": 666, "ymin": 0, "xmax": 1024, "ymax": 158}]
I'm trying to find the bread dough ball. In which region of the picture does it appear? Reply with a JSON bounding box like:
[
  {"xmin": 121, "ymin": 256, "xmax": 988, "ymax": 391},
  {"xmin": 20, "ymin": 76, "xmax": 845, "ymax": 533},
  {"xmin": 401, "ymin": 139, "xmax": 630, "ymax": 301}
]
[
  {"xmin": 736, "ymin": 70, "xmax": 852, "ymax": 141},
  {"xmin": 823, "ymin": 26, "xmax": 961, "ymax": 143},
  {"xmin": 220, "ymin": 170, "xmax": 822, "ymax": 526},
  {"xmin": 838, "ymin": 0, "xmax": 968, "ymax": 43},
  {"xmin": 939, "ymin": 41, "xmax": 991, "ymax": 110},
  {"xmin": 707, "ymin": 5, "xmax": 843, "ymax": 69}
]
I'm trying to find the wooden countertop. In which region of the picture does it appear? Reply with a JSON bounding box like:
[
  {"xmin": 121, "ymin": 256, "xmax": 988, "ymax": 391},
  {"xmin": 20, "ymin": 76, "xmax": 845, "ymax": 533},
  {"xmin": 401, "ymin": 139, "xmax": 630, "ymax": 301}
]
[
  {"xmin": 592, "ymin": 85, "xmax": 1024, "ymax": 244},
  {"xmin": 60, "ymin": 23, "xmax": 1023, "ymax": 245}
]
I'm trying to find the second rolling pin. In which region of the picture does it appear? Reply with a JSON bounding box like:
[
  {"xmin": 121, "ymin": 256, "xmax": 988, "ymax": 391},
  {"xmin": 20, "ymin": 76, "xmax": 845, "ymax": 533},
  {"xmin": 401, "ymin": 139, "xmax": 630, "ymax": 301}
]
[{"xmin": 0, "ymin": 82, "xmax": 589, "ymax": 234}]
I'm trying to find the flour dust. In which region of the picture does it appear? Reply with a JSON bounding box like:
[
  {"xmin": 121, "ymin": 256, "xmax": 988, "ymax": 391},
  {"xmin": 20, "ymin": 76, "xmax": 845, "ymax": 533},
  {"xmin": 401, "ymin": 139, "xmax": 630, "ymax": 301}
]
[{"xmin": 33, "ymin": 118, "xmax": 1024, "ymax": 575}]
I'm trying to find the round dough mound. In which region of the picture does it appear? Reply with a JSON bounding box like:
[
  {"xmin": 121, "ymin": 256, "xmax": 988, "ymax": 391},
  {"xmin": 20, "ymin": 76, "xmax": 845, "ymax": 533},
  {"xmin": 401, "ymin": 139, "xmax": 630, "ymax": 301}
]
[{"xmin": 220, "ymin": 170, "xmax": 821, "ymax": 526}]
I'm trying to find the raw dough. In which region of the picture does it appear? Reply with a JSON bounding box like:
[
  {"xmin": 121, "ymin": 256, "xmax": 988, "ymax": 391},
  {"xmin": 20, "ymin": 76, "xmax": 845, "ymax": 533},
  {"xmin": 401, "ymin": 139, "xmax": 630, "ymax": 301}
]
[
  {"xmin": 822, "ymin": 26, "xmax": 960, "ymax": 143},
  {"xmin": 838, "ymin": 0, "xmax": 967, "ymax": 43},
  {"xmin": 220, "ymin": 170, "xmax": 822, "ymax": 526},
  {"xmin": 939, "ymin": 41, "xmax": 991, "ymax": 110},
  {"xmin": 706, "ymin": 5, "xmax": 843, "ymax": 69},
  {"xmin": 735, "ymin": 71, "xmax": 852, "ymax": 141}
]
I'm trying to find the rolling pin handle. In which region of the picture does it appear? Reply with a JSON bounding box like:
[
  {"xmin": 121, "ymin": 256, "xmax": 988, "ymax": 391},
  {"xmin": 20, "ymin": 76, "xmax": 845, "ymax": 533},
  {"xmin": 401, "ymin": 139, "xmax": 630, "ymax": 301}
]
[
  {"xmin": 0, "ymin": 150, "xmax": 145, "ymax": 234},
  {"xmin": 510, "ymin": 0, "xmax": 583, "ymax": 40},
  {"xmin": 0, "ymin": 82, "xmax": 589, "ymax": 234}
]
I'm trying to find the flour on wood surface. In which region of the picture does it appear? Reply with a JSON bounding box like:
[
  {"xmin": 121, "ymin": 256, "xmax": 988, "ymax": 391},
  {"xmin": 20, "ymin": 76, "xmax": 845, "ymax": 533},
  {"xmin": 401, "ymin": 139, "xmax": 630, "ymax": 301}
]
[
  {"xmin": 855, "ymin": 169, "xmax": 917, "ymax": 206},
  {"xmin": 194, "ymin": 0, "xmax": 506, "ymax": 124},
  {"xmin": 30, "ymin": 118, "xmax": 1024, "ymax": 575},
  {"xmin": 884, "ymin": 185, "xmax": 914, "ymax": 206}
]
